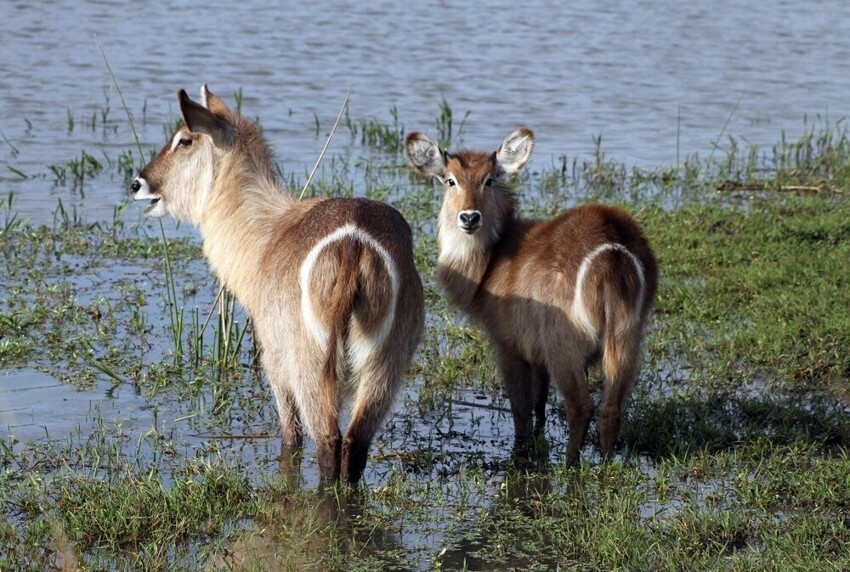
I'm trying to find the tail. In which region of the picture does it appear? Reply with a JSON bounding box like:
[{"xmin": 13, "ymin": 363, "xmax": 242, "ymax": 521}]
[
  {"xmin": 600, "ymin": 247, "xmax": 646, "ymax": 385},
  {"xmin": 319, "ymin": 239, "xmax": 361, "ymax": 419},
  {"xmin": 597, "ymin": 247, "xmax": 649, "ymax": 458}
]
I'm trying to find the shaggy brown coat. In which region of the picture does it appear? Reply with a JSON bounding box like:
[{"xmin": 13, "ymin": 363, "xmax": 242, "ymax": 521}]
[
  {"xmin": 132, "ymin": 86, "xmax": 423, "ymax": 484},
  {"xmin": 406, "ymin": 128, "xmax": 657, "ymax": 463}
]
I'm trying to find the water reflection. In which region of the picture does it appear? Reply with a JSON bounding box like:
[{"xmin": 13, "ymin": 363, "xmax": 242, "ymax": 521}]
[
  {"xmin": 211, "ymin": 489, "xmax": 403, "ymax": 571},
  {"xmin": 438, "ymin": 466, "xmax": 557, "ymax": 571}
]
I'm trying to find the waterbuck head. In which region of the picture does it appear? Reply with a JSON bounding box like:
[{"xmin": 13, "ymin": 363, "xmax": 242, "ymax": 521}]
[
  {"xmin": 130, "ymin": 85, "xmax": 266, "ymax": 223},
  {"xmin": 405, "ymin": 128, "xmax": 534, "ymax": 252}
]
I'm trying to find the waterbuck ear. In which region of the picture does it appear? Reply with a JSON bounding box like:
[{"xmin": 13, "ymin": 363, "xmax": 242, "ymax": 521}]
[
  {"xmin": 200, "ymin": 83, "xmax": 232, "ymax": 116},
  {"xmin": 495, "ymin": 127, "xmax": 535, "ymax": 174},
  {"xmin": 178, "ymin": 89, "xmax": 232, "ymax": 147},
  {"xmin": 405, "ymin": 132, "xmax": 448, "ymax": 179}
]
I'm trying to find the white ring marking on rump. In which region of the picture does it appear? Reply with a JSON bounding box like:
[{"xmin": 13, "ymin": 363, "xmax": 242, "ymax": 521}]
[
  {"xmin": 298, "ymin": 224, "xmax": 400, "ymax": 359},
  {"xmin": 571, "ymin": 243, "xmax": 645, "ymax": 338}
]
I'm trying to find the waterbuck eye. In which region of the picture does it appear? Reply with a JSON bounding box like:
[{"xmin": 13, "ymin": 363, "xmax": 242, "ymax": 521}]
[
  {"xmin": 484, "ymin": 177, "xmax": 493, "ymax": 187},
  {"xmin": 178, "ymin": 137, "xmax": 193, "ymax": 147}
]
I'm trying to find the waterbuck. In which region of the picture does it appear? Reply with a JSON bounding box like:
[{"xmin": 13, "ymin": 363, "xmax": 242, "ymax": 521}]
[
  {"xmin": 131, "ymin": 86, "xmax": 424, "ymax": 485},
  {"xmin": 405, "ymin": 128, "xmax": 657, "ymax": 463}
]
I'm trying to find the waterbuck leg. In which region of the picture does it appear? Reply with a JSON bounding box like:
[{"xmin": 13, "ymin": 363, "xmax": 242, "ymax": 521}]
[
  {"xmin": 550, "ymin": 366, "xmax": 594, "ymax": 466},
  {"xmin": 497, "ymin": 349, "xmax": 535, "ymax": 457},
  {"xmin": 533, "ymin": 366, "xmax": 550, "ymax": 437},
  {"xmin": 341, "ymin": 361, "xmax": 400, "ymax": 485},
  {"xmin": 316, "ymin": 426, "xmax": 343, "ymax": 487},
  {"xmin": 274, "ymin": 386, "xmax": 305, "ymax": 484},
  {"xmin": 599, "ymin": 334, "xmax": 642, "ymax": 460},
  {"xmin": 302, "ymin": 376, "xmax": 342, "ymax": 487},
  {"xmin": 275, "ymin": 387, "xmax": 303, "ymax": 450}
]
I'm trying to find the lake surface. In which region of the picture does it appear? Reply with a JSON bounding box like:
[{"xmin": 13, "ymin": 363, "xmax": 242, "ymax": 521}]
[{"xmin": 2, "ymin": 0, "xmax": 850, "ymax": 222}]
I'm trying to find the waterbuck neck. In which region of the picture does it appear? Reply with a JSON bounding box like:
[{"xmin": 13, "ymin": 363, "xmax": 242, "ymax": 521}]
[
  {"xmin": 435, "ymin": 221, "xmax": 498, "ymax": 312},
  {"xmin": 196, "ymin": 156, "xmax": 293, "ymax": 313},
  {"xmin": 436, "ymin": 214, "xmax": 527, "ymax": 312}
]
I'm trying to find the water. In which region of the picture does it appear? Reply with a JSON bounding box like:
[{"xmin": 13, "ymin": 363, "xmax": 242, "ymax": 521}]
[{"xmin": 3, "ymin": 0, "xmax": 850, "ymax": 221}]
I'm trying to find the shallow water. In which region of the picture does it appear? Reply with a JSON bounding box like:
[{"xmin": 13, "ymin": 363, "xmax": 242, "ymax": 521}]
[
  {"xmin": 3, "ymin": 0, "xmax": 850, "ymax": 221},
  {"xmin": 0, "ymin": 369, "xmax": 139, "ymax": 443}
]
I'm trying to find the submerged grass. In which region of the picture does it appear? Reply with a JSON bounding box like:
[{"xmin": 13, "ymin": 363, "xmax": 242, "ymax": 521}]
[{"xmin": 1, "ymin": 102, "xmax": 849, "ymax": 569}]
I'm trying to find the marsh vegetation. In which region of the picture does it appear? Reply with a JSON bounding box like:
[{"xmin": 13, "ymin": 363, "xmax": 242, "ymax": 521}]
[{"xmin": 1, "ymin": 95, "xmax": 849, "ymax": 570}]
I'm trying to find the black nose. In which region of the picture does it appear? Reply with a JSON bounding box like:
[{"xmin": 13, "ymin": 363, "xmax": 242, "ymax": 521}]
[
  {"xmin": 459, "ymin": 211, "xmax": 481, "ymax": 229},
  {"xmin": 130, "ymin": 179, "xmax": 141, "ymax": 194}
]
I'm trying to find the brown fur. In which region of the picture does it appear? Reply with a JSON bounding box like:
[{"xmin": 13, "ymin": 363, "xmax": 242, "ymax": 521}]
[
  {"xmin": 406, "ymin": 128, "xmax": 657, "ymax": 463},
  {"xmin": 132, "ymin": 86, "xmax": 424, "ymax": 485}
]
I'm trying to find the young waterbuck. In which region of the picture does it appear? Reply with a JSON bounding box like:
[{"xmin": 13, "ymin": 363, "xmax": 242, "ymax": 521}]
[
  {"xmin": 131, "ymin": 86, "xmax": 424, "ymax": 485},
  {"xmin": 405, "ymin": 128, "xmax": 657, "ymax": 463}
]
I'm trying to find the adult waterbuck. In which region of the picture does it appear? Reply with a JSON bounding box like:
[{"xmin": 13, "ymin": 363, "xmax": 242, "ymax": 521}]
[
  {"xmin": 405, "ymin": 128, "xmax": 657, "ymax": 464},
  {"xmin": 131, "ymin": 86, "xmax": 424, "ymax": 485}
]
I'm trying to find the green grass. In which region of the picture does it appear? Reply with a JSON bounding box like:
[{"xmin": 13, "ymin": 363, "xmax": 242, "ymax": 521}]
[
  {"xmin": 345, "ymin": 106, "xmax": 405, "ymax": 154},
  {"xmin": 644, "ymin": 196, "xmax": 850, "ymax": 388},
  {"xmin": 1, "ymin": 103, "xmax": 849, "ymax": 569}
]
